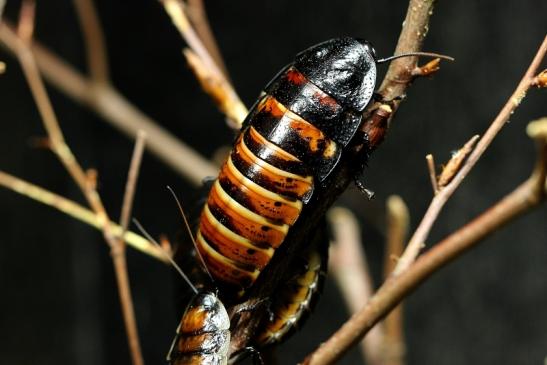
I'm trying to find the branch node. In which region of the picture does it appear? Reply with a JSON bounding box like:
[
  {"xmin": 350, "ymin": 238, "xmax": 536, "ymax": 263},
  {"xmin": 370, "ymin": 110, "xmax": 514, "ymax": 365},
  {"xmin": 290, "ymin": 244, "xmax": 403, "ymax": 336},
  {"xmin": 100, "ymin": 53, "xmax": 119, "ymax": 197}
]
[
  {"xmin": 426, "ymin": 154, "xmax": 439, "ymax": 194},
  {"xmin": 411, "ymin": 58, "xmax": 441, "ymax": 77},
  {"xmin": 86, "ymin": 168, "xmax": 98, "ymax": 190},
  {"xmin": 531, "ymin": 69, "xmax": 547, "ymax": 88},
  {"xmin": 437, "ymin": 135, "xmax": 480, "ymax": 189}
]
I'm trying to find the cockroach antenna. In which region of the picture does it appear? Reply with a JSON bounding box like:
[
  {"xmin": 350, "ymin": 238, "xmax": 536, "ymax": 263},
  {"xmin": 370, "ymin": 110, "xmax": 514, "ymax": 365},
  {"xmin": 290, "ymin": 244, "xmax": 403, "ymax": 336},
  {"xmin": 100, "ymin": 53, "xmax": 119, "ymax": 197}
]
[
  {"xmin": 166, "ymin": 186, "xmax": 215, "ymax": 284},
  {"xmin": 376, "ymin": 51, "xmax": 455, "ymax": 64},
  {"xmin": 132, "ymin": 218, "xmax": 198, "ymax": 295}
]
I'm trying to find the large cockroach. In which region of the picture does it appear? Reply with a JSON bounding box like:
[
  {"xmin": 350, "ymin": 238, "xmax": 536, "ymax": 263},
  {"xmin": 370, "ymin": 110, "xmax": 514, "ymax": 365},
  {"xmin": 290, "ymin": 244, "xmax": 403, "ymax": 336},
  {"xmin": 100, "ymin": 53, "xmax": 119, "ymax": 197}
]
[{"xmin": 194, "ymin": 37, "xmax": 450, "ymax": 294}]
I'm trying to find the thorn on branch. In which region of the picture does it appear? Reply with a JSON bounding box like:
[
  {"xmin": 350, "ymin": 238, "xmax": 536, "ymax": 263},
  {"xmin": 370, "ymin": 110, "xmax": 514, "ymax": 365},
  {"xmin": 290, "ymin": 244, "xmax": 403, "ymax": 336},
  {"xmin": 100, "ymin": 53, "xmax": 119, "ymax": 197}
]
[
  {"xmin": 426, "ymin": 154, "xmax": 439, "ymax": 194},
  {"xmin": 159, "ymin": 234, "xmax": 173, "ymax": 256},
  {"xmin": 411, "ymin": 58, "xmax": 441, "ymax": 77},
  {"xmin": 86, "ymin": 168, "xmax": 98, "ymax": 190},
  {"xmin": 531, "ymin": 69, "xmax": 547, "ymax": 88},
  {"xmin": 27, "ymin": 136, "xmax": 52, "ymax": 150},
  {"xmin": 437, "ymin": 135, "xmax": 480, "ymax": 189}
]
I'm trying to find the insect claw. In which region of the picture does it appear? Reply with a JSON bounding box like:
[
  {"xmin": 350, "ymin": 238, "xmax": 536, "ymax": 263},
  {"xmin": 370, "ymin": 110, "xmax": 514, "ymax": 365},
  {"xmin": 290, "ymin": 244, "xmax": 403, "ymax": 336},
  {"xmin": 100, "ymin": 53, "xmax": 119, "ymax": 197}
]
[
  {"xmin": 354, "ymin": 178, "xmax": 375, "ymax": 200},
  {"xmin": 201, "ymin": 176, "xmax": 216, "ymax": 185}
]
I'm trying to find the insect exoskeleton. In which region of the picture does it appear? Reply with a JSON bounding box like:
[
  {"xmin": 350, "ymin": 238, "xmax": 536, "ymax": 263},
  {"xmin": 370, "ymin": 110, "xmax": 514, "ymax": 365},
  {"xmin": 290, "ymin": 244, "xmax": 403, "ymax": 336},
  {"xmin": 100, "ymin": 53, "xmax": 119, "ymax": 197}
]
[
  {"xmin": 253, "ymin": 227, "xmax": 328, "ymax": 346},
  {"xmin": 195, "ymin": 38, "xmax": 378, "ymax": 292},
  {"xmin": 168, "ymin": 291, "xmax": 231, "ymax": 365}
]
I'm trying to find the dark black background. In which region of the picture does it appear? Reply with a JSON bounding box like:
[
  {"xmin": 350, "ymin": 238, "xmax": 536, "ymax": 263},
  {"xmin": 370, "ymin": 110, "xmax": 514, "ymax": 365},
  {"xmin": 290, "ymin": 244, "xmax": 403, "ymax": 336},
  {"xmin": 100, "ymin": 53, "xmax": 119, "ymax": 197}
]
[{"xmin": 1, "ymin": 1, "xmax": 546, "ymax": 364}]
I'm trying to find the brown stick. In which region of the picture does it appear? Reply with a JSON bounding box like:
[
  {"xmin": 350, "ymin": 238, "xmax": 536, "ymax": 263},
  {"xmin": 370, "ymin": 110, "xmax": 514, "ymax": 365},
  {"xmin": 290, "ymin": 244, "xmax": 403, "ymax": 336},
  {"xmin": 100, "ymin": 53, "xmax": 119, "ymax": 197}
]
[
  {"xmin": 111, "ymin": 131, "xmax": 147, "ymax": 365},
  {"xmin": 0, "ymin": 22, "xmax": 217, "ymax": 185},
  {"xmin": 327, "ymin": 208, "xmax": 384, "ymax": 365},
  {"xmin": 381, "ymin": 196, "xmax": 409, "ymax": 365},
  {"xmin": 185, "ymin": 0, "xmax": 229, "ymax": 78},
  {"xmin": 393, "ymin": 35, "xmax": 547, "ymax": 276},
  {"xmin": 72, "ymin": 0, "xmax": 109, "ymax": 84},
  {"xmin": 425, "ymin": 154, "xmax": 438, "ymax": 194},
  {"xmin": 119, "ymin": 130, "xmax": 147, "ymax": 236},
  {"xmin": 11, "ymin": 5, "xmax": 146, "ymax": 363},
  {"xmin": 161, "ymin": 0, "xmax": 248, "ymax": 128},
  {"xmin": 0, "ymin": 170, "xmax": 166, "ymax": 261},
  {"xmin": 303, "ymin": 124, "xmax": 547, "ymax": 365}
]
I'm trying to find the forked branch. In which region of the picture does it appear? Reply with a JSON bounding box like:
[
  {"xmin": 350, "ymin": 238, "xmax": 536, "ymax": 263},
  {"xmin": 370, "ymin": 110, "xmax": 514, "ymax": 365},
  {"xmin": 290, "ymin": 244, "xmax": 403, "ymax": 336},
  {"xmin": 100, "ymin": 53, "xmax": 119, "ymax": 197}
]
[
  {"xmin": 303, "ymin": 35, "xmax": 547, "ymax": 365},
  {"xmin": 393, "ymin": 35, "xmax": 547, "ymax": 275}
]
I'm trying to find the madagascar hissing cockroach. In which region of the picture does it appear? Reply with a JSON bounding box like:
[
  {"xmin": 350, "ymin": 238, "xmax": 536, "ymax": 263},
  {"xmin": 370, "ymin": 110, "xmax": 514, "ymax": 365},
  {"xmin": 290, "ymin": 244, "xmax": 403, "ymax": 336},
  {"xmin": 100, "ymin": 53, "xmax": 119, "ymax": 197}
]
[
  {"xmin": 194, "ymin": 37, "xmax": 452, "ymax": 294},
  {"xmin": 133, "ymin": 219, "xmax": 231, "ymax": 365}
]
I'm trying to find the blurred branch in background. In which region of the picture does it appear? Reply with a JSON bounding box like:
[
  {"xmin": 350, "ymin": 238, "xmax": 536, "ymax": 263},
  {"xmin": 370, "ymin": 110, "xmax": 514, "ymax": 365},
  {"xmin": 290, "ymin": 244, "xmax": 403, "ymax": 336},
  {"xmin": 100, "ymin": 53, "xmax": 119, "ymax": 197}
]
[
  {"xmin": 72, "ymin": 0, "xmax": 109, "ymax": 84},
  {"xmin": 381, "ymin": 196, "xmax": 409, "ymax": 365},
  {"xmin": 0, "ymin": 20, "xmax": 217, "ymax": 186},
  {"xmin": 4, "ymin": 3, "xmax": 155, "ymax": 363},
  {"xmin": 0, "ymin": 170, "xmax": 166, "ymax": 261},
  {"xmin": 328, "ymin": 208, "xmax": 384, "ymax": 365}
]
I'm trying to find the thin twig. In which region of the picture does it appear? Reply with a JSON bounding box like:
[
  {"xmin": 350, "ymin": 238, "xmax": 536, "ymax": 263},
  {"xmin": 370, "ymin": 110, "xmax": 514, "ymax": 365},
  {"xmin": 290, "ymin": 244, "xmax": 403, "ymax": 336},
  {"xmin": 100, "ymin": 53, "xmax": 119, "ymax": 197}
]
[
  {"xmin": 0, "ymin": 21, "xmax": 217, "ymax": 185},
  {"xmin": 303, "ymin": 119, "xmax": 547, "ymax": 365},
  {"xmin": 11, "ymin": 6, "xmax": 146, "ymax": 363},
  {"xmin": 437, "ymin": 135, "xmax": 480, "ymax": 189},
  {"xmin": 327, "ymin": 208, "xmax": 384, "ymax": 365},
  {"xmin": 425, "ymin": 154, "xmax": 438, "ymax": 194},
  {"xmin": 161, "ymin": 0, "xmax": 248, "ymax": 128},
  {"xmin": 72, "ymin": 0, "xmax": 109, "ymax": 84},
  {"xmin": 382, "ymin": 196, "xmax": 409, "ymax": 365},
  {"xmin": 111, "ymin": 131, "xmax": 147, "ymax": 365},
  {"xmin": 0, "ymin": 170, "xmax": 167, "ymax": 261},
  {"xmin": 119, "ymin": 130, "xmax": 147, "ymax": 236},
  {"xmin": 14, "ymin": 4, "xmax": 109, "ymax": 225},
  {"xmin": 393, "ymin": 35, "xmax": 547, "ymax": 276},
  {"xmin": 185, "ymin": 0, "xmax": 229, "ymax": 78}
]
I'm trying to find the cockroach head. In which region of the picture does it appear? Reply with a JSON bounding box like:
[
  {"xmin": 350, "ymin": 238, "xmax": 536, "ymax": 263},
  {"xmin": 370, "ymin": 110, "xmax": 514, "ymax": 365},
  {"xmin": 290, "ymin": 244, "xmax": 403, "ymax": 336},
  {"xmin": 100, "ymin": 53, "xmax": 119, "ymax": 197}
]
[{"xmin": 294, "ymin": 37, "xmax": 377, "ymax": 112}]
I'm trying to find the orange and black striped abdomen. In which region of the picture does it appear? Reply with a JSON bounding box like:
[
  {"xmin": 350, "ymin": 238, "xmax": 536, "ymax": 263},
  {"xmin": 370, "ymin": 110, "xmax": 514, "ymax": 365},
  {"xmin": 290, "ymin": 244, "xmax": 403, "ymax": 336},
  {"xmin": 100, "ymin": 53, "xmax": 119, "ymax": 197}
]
[
  {"xmin": 168, "ymin": 292, "xmax": 230, "ymax": 365},
  {"xmin": 197, "ymin": 66, "xmax": 360, "ymax": 291}
]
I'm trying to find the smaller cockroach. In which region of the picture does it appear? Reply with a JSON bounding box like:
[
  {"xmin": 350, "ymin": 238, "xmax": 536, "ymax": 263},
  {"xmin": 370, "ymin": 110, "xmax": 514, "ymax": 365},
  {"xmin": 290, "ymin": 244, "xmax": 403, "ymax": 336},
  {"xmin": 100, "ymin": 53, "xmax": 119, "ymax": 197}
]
[{"xmin": 133, "ymin": 218, "xmax": 231, "ymax": 365}]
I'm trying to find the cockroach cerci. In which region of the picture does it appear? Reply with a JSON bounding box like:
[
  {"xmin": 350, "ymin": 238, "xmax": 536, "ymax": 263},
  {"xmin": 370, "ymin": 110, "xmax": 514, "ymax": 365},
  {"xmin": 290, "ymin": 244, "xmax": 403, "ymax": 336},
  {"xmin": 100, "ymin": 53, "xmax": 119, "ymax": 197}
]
[{"xmin": 194, "ymin": 37, "xmax": 450, "ymax": 295}]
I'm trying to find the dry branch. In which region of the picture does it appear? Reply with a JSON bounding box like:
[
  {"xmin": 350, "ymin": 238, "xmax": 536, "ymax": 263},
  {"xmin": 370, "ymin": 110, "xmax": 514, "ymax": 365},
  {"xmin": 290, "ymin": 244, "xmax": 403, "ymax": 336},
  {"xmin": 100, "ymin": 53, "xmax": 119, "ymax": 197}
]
[
  {"xmin": 112, "ymin": 131, "xmax": 147, "ymax": 365},
  {"xmin": 0, "ymin": 170, "xmax": 167, "ymax": 261},
  {"xmin": 161, "ymin": 0, "xmax": 248, "ymax": 128},
  {"xmin": 0, "ymin": 21, "xmax": 217, "ymax": 185},
  {"xmin": 393, "ymin": 35, "xmax": 547, "ymax": 276},
  {"xmin": 185, "ymin": 0, "xmax": 229, "ymax": 78},
  {"xmin": 10, "ymin": 6, "xmax": 146, "ymax": 362},
  {"xmin": 327, "ymin": 208, "xmax": 384, "ymax": 365},
  {"xmin": 303, "ymin": 35, "xmax": 547, "ymax": 365},
  {"xmin": 381, "ymin": 196, "xmax": 409, "ymax": 365},
  {"xmin": 72, "ymin": 0, "xmax": 109, "ymax": 84}
]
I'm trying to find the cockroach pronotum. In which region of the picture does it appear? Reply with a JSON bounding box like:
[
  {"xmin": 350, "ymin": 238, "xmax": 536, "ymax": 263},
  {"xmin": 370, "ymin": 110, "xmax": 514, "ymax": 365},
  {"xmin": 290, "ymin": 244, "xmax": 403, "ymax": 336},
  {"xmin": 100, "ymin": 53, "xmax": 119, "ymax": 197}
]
[{"xmin": 194, "ymin": 37, "xmax": 452, "ymax": 294}]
